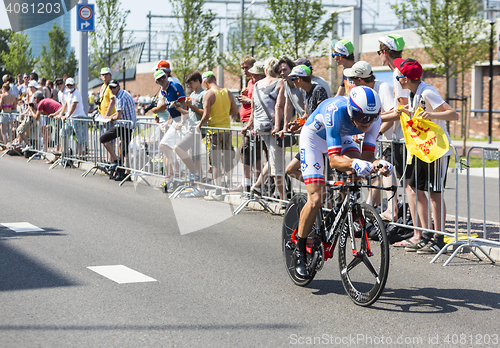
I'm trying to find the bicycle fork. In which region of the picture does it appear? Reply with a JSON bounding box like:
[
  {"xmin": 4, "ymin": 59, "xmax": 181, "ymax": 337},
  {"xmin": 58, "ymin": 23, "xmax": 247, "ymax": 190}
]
[{"xmin": 348, "ymin": 204, "xmax": 373, "ymax": 258}]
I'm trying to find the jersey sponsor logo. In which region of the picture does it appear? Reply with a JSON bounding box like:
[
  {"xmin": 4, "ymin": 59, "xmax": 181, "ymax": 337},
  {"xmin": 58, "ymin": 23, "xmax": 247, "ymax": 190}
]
[
  {"xmin": 300, "ymin": 148, "xmax": 305, "ymax": 164},
  {"xmin": 343, "ymin": 139, "xmax": 353, "ymax": 145},
  {"xmin": 313, "ymin": 121, "xmax": 322, "ymax": 131},
  {"xmin": 301, "ymin": 163, "xmax": 308, "ymax": 171},
  {"xmin": 313, "ymin": 162, "xmax": 321, "ymax": 170},
  {"xmin": 325, "ymin": 112, "xmax": 332, "ymax": 127}
]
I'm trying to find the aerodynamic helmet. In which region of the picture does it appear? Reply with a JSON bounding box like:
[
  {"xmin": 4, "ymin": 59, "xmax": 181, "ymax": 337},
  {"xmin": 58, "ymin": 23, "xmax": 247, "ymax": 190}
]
[{"xmin": 347, "ymin": 86, "xmax": 381, "ymax": 124}]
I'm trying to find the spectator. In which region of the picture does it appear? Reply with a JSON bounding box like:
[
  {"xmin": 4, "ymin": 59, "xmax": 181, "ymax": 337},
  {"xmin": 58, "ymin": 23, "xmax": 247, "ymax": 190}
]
[
  {"xmin": 88, "ymin": 92, "xmax": 95, "ymax": 113},
  {"xmin": 28, "ymin": 91, "xmax": 62, "ymax": 157},
  {"xmin": 294, "ymin": 58, "xmax": 332, "ymax": 98},
  {"xmin": 235, "ymin": 55, "xmax": 259, "ymax": 193},
  {"xmin": 99, "ymin": 79, "xmax": 137, "ymax": 181},
  {"xmin": 284, "ymin": 64, "xmax": 330, "ymax": 182},
  {"xmin": 54, "ymin": 78, "xmax": 67, "ymax": 105},
  {"xmin": 3, "ymin": 75, "xmax": 18, "ymax": 99},
  {"xmin": 378, "ymin": 34, "xmax": 409, "ymax": 107},
  {"xmin": 152, "ymin": 60, "xmax": 181, "ymax": 85},
  {"xmin": 172, "ymin": 70, "xmax": 206, "ymax": 196},
  {"xmin": 16, "ymin": 73, "xmax": 23, "ymax": 87},
  {"xmin": 332, "ymin": 39, "xmax": 356, "ymax": 97},
  {"xmin": 152, "ymin": 69, "xmax": 187, "ymax": 182},
  {"xmin": 46, "ymin": 79, "xmax": 56, "ymax": 101},
  {"xmin": 0, "ymin": 82, "xmax": 17, "ymax": 145},
  {"xmin": 242, "ymin": 57, "xmax": 286, "ymax": 203},
  {"xmin": 18, "ymin": 73, "xmax": 29, "ymax": 103},
  {"xmin": 393, "ymin": 58, "xmax": 458, "ymax": 254},
  {"xmin": 39, "ymin": 77, "xmax": 51, "ymax": 99},
  {"xmin": 52, "ymin": 78, "xmax": 87, "ymax": 156},
  {"xmin": 97, "ymin": 67, "xmax": 116, "ymax": 118},
  {"xmin": 196, "ymin": 71, "xmax": 238, "ymax": 200},
  {"xmin": 344, "ymin": 61, "xmax": 398, "ymax": 220}
]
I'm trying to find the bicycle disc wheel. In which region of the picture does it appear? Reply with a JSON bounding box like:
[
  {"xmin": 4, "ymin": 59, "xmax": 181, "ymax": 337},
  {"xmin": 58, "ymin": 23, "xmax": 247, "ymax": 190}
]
[
  {"xmin": 338, "ymin": 203, "xmax": 389, "ymax": 306},
  {"xmin": 282, "ymin": 193, "xmax": 321, "ymax": 287}
]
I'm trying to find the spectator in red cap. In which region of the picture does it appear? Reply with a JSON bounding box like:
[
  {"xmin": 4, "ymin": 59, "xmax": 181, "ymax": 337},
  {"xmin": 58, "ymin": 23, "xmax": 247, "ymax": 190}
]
[{"xmin": 393, "ymin": 58, "xmax": 458, "ymax": 254}]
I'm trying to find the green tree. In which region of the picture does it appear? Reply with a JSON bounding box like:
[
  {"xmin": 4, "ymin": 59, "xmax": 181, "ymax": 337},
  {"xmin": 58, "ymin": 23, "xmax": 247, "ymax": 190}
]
[
  {"xmin": 0, "ymin": 31, "xmax": 37, "ymax": 76},
  {"xmin": 260, "ymin": 0, "xmax": 336, "ymax": 59},
  {"xmin": 89, "ymin": 0, "xmax": 130, "ymax": 79},
  {"xmin": 392, "ymin": 0, "xmax": 488, "ymax": 102},
  {"xmin": 37, "ymin": 23, "xmax": 77, "ymax": 79},
  {"xmin": 169, "ymin": 0, "xmax": 217, "ymax": 85},
  {"xmin": 223, "ymin": 11, "xmax": 268, "ymax": 79},
  {"xmin": 0, "ymin": 29, "xmax": 12, "ymax": 79}
]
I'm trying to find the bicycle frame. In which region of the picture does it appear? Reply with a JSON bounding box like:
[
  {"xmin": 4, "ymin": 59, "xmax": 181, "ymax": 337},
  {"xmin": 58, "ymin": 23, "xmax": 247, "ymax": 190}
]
[{"xmin": 291, "ymin": 175, "xmax": 396, "ymax": 266}]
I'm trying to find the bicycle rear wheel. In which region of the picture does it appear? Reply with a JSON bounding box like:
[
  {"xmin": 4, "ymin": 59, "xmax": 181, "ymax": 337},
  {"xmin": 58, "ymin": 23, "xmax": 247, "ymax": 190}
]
[
  {"xmin": 282, "ymin": 193, "xmax": 322, "ymax": 286},
  {"xmin": 338, "ymin": 203, "xmax": 389, "ymax": 306}
]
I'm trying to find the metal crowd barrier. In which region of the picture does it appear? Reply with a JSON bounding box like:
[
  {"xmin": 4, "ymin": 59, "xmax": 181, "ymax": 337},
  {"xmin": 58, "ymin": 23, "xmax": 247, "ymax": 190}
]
[{"xmin": 2, "ymin": 112, "xmax": 498, "ymax": 266}]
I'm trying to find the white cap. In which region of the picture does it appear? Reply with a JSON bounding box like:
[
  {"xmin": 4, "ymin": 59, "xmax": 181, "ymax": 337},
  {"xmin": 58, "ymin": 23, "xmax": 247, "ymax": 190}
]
[
  {"xmin": 343, "ymin": 61, "xmax": 373, "ymax": 79},
  {"xmin": 65, "ymin": 78, "xmax": 75, "ymax": 86},
  {"xmin": 28, "ymin": 80, "xmax": 40, "ymax": 88}
]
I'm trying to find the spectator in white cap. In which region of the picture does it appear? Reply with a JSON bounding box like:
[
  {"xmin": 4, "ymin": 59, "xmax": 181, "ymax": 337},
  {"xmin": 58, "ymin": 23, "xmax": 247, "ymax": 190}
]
[
  {"xmin": 377, "ymin": 34, "xmax": 409, "ymax": 107},
  {"xmin": 332, "ymin": 39, "xmax": 356, "ymax": 97},
  {"xmin": 97, "ymin": 67, "xmax": 116, "ymax": 117},
  {"xmin": 344, "ymin": 60, "xmax": 399, "ymax": 221}
]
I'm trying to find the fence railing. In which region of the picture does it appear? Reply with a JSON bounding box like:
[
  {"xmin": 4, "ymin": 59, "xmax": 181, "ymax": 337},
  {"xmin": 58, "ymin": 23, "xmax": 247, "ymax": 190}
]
[{"xmin": 1, "ymin": 112, "xmax": 498, "ymax": 265}]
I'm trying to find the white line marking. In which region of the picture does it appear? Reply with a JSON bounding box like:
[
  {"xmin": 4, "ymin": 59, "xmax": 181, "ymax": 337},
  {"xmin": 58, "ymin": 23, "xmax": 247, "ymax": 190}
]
[
  {"xmin": 2, "ymin": 222, "xmax": 45, "ymax": 233},
  {"xmin": 87, "ymin": 265, "xmax": 157, "ymax": 284}
]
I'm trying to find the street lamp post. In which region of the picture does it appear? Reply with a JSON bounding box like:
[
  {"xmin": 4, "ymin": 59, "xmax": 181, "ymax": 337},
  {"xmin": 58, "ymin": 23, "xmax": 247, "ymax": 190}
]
[{"xmin": 249, "ymin": 37, "xmax": 255, "ymax": 57}]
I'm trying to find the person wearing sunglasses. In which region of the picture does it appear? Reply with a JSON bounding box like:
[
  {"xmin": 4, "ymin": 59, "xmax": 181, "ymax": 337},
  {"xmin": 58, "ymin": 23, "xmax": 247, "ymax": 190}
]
[
  {"xmin": 331, "ymin": 39, "xmax": 355, "ymax": 97},
  {"xmin": 293, "ymin": 86, "xmax": 394, "ymax": 279},
  {"xmin": 392, "ymin": 58, "xmax": 458, "ymax": 254}
]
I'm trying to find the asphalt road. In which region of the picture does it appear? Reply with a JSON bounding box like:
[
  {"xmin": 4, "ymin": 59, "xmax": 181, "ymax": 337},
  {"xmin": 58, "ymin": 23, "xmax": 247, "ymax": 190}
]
[{"xmin": 1, "ymin": 156, "xmax": 499, "ymax": 348}]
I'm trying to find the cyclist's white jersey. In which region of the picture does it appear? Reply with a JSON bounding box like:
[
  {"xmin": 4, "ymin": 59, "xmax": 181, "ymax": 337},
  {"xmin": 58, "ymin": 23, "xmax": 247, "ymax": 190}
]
[{"xmin": 299, "ymin": 96, "xmax": 381, "ymax": 185}]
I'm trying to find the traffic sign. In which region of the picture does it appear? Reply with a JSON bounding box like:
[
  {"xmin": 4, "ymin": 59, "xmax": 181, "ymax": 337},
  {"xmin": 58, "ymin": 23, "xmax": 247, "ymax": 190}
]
[{"xmin": 76, "ymin": 4, "xmax": 95, "ymax": 32}]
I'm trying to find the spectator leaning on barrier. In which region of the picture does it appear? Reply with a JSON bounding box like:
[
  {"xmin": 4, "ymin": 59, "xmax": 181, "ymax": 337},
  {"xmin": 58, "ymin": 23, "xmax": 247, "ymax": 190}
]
[
  {"xmin": 242, "ymin": 57, "xmax": 286, "ymax": 203},
  {"xmin": 285, "ymin": 64, "xmax": 330, "ymax": 182},
  {"xmin": 332, "ymin": 39, "xmax": 355, "ymax": 97},
  {"xmin": 4, "ymin": 75, "xmax": 19, "ymax": 99},
  {"xmin": 378, "ymin": 34, "xmax": 408, "ymax": 108},
  {"xmin": 99, "ymin": 79, "xmax": 137, "ymax": 182},
  {"xmin": 344, "ymin": 60, "xmax": 398, "ymax": 221},
  {"xmin": 54, "ymin": 78, "xmax": 66, "ymax": 105},
  {"xmin": 278, "ymin": 57, "xmax": 302, "ymax": 126},
  {"xmin": 29, "ymin": 91, "xmax": 62, "ymax": 158},
  {"xmin": 97, "ymin": 67, "xmax": 116, "ymax": 117},
  {"xmin": 392, "ymin": 58, "xmax": 458, "ymax": 254},
  {"xmin": 196, "ymin": 71, "xmax": 238, "ymax": 201},
  {"xmin": 170, "ymin": 70, "xmax": 206, "ymax": 196},
  {"xmin": 153, "ymin": 68, "xmax": 187, "ymax": 183},
  {"xmin": 18, "ymin": 73, "xmax": 29, "ymax": 104}
]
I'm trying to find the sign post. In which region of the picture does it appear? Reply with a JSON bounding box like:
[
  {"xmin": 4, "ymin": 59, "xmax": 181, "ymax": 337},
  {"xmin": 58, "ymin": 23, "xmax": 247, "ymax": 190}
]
[{"xmin": 77, "ymin": 2, "xmax": 95, "ymax": 115}]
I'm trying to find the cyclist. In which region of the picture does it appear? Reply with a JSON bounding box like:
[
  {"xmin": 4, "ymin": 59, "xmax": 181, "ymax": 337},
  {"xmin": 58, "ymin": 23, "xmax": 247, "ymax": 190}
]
[{"xmin": 294, "ymin": 86, "xmax": 394, "ymax": 279}]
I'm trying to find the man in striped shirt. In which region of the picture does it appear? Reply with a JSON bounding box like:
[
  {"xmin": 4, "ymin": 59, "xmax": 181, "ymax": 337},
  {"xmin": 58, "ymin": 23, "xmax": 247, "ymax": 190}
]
[{"xmin": 100, "ymin": 80, "xmax": 137, "ymax": 181}]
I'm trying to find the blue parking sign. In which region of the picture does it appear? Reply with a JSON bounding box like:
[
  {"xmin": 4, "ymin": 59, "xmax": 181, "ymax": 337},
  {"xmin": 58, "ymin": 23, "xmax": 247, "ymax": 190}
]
[{"xmin": 76, "ymin": 4, "xmax": 95, "ymax": 32}]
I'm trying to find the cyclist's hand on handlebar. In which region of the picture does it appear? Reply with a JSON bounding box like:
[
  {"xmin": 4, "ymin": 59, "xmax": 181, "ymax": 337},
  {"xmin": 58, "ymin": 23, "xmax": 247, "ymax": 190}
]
[
  {"xmin": 375, "ymin": 159, "xmax": 394, "ymax": 177},
  {"xmin": 351, "ymin": 159, "xmax": 373, "ymax": 177}
]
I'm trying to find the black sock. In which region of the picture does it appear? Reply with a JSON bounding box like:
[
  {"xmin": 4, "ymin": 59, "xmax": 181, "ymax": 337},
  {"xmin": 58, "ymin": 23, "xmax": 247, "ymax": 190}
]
[{"xmin": 297, "ymin": 237, "xmax": 307, "ymax": 255}]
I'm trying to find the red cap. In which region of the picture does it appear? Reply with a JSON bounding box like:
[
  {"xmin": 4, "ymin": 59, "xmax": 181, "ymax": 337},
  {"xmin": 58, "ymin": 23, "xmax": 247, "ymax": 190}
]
[
  {"xmin": 157, "ymin": 60, "xmax": 171, "ymax": 70},
  {"xmin": 394, "ymin": 58, "xmax": 422, "ymax": 80}
]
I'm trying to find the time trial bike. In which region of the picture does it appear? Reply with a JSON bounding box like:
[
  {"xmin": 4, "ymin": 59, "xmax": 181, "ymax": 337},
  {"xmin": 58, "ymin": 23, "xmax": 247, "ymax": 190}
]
[{"xmin": 282, "ymin": 172, "xmax": 396, "ymax": 307}]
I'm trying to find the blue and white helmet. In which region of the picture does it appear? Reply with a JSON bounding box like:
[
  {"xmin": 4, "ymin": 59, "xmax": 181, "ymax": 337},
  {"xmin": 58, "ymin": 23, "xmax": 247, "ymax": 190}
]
[{"xmin": 347, "ymin": 86, "xmax": 381, "ymax": 124}]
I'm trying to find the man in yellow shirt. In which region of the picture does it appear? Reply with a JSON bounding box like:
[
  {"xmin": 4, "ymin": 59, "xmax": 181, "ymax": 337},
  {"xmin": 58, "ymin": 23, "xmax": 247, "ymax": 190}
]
[
  {"xmin": 196, "ymin": 71, "xmax": 238, "ymax": 199},
  {"xmin": 97, "ymin": 67, "xmax": 116, "ymax": 117}
]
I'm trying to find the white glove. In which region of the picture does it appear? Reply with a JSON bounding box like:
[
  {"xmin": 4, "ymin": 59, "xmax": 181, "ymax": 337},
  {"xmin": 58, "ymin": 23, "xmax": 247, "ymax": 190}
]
[
  {"xmin": 351, "ymin": 159, "xmax": 373, "ymax": 177},
  {"xmin": 377, "ymin": 159, "xmax": 394, "ymax": 176}
]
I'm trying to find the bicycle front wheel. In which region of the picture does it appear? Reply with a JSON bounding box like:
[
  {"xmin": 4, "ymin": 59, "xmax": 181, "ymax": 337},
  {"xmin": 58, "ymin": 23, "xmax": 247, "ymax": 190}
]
[{"xmin": 338, "ymin": 203, "xmax": 389, "ymax": 306}]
